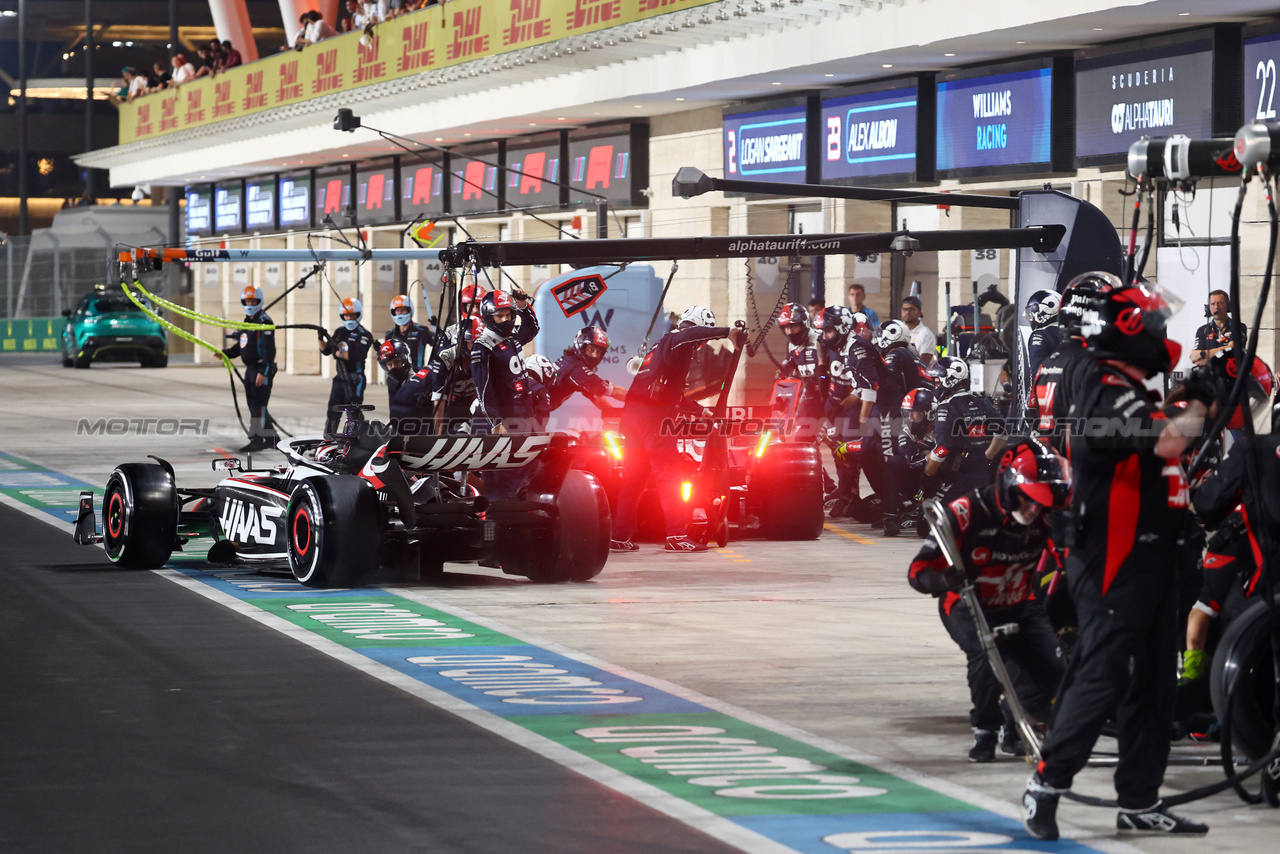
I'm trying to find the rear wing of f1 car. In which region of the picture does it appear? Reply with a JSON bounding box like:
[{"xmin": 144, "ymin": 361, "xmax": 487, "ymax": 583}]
[{"xmin": 398, "ymin": 433, "xmax": 555, "ymax": 471}]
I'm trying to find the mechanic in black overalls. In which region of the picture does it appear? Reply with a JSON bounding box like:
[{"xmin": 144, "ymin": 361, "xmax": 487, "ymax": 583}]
[
  {"xmin": 385, "ymin": 293, "xmax": 434, "ymax": 374},
  {"xmin": 470, "ymin": 289, "xmax": 539, "ymax": 497},
  {"xmin": 379, "ymin": 339, "xmax": 432, "ymax": 436},
  {"xmin": 610, "ymin": 305, "xmax": 743, "ymax": 554},
  {"xmin": 428, "ymin": 283, "xmax": 488, "ymax": 435},
  {"xmin": 1028, "ymin": 274, "xmax": 1109, "ymax": 449},
  {"xmin": 776, "ymin": 302, "xmax": 833, "ymax": 495},
  {"xmin": 821, "ymin": 307, "xmax": 881, "ymax": 519},
  {"xmin": 1023, "ymin": 278, "xmax": 1213, "ymax": 841},
  {"xmin": 550, "ymin": 326, "xmax": 627, "ymax": 415},
  {"xmin": 873, "ymin": 319, "xmax": 931, "ymax": 520},
  {"xmin": 1025, "ymin": 289, "xmax": 1064, "ymax": 386},
  {"xmin": 909, "ymin": 437, "xmax": 1070, "ymax": 762},
  {"xmin": 923, "ymin": 356, "xmax": 1005, "ymax": 503},
  {"xmin": 881, "ymin": 386, "xmax": 937, "ymax": 537},
  {"xmin": 223, "ymin": 284, "xmax": 279, "ymax": 452},
  {"xmin": 319, "ymin": 297, "xmax": 375, "ymax": 437}
]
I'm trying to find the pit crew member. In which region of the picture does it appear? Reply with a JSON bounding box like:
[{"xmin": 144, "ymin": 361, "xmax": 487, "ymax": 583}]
[
  {"xmin": 319, "ymin": 297, "xmax": 374, "ymax": 437},
  {"xmin": 223, "ymin": 285, "xmax": 279, "ymax": 452},
  {"xmin": 611, "ymin": 305, "xmax": 745, "ymax": 553},
  {"xmin": 909, "ymin": 438, "xmax": 1071, "ymax": 762},
  {"xmin": 1023, "ymin": 280, "xmax": 1213, "ymax": 840}
]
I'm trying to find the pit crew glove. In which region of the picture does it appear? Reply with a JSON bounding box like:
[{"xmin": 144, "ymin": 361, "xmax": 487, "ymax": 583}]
[{"xmin": 1180, "ymin": 648, "xmax": 1206, "ymax": 682}]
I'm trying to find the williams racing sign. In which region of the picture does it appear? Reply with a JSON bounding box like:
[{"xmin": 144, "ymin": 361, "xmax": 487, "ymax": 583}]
[{"xmin": 551, "ymin": 273, "xmax": 608, "ymax": 318}]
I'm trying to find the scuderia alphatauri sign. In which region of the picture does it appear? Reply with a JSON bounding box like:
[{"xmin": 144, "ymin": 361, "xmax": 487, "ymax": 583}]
[
  {"xmin": 551, "ymin": 273, "xmax": 608, "ymax": 318},
  {"xmin": 1075, "ymin": 42, "xmax": 1214, "ymax": 160}
]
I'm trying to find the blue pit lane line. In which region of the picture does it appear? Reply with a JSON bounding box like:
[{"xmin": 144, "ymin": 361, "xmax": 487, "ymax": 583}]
[{"xmin": 0, "ymin": 449, "xmax": 1132, "ymax": 854}]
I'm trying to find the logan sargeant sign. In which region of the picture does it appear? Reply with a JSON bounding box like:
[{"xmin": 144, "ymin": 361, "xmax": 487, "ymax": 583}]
[{"xmin": 723, "ymin": 103, "xmax": 811, "ymax": 185}]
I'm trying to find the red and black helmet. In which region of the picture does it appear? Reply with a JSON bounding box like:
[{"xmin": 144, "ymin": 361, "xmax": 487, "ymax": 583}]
[
  {"xmin": 459, "ymin": 283, "xmax": 488, "ymax": 316},
  {"xmin": 378, "ymin": 338, "xmax": 410, "ymax": 367},
  {"xmin": 995, "ymin": 437, "xmax": 1072, "ymax": 515},
  {"xmin": 777, "ymin": 302, "xmax": 810, "ymax": 345},
  {"xmin": 480, "ymin": 290, "xmax": 519, "ymax": 337},
  {"xmin": 1075, "ymin": 276, "xmax": 1181, "ymax": 377},
  {"xmin": 901, "ymin": 387, "xmax": 938, "ymax": 438},
  {"xmin": 573, "ymin": 325, "xmax": 610, "ymax": 368},
  {"xmin": 820, "ymin": 306, "xmax": 854, "ymax": 351}
]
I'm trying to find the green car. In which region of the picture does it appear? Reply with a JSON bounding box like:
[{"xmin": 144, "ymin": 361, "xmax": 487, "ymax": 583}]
[{"xmin": 61, "ymin": 291, "xmax": 168, "ymax": 369}]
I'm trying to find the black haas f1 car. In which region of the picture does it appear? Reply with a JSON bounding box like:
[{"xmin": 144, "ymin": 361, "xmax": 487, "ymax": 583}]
[{"xmin": 73, "ymin": 409, "xmax": 611, "ymax": 587}]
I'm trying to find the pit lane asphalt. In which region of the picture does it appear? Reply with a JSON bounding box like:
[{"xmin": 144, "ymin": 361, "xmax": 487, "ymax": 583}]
[
  {"xmin": 1, "ymin": 353, "xmax": 1276, "ymax": 853},
  {"xmin": 0, "ymin": 499, "xmax": 745, "ymax": 854}
]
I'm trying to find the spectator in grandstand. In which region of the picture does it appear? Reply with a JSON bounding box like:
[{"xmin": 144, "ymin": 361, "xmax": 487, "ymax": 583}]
[
  {"xmin": 122, "ymin": 67, "xmax": 149, "ymax": 102},
  {"xmin": 305, "ymin": 10, "xmax": 339, "ymax": 44},
  {"xmin": 170, "ymin": 53, "xmax": 197, "ymax": 86},
  {"xmin": 148, "ymin": 60, "xmax": 171, "ymax": 91},
  {"xmin": 220, "ymin": 40, "xmax": 242, "ymax": 71}
]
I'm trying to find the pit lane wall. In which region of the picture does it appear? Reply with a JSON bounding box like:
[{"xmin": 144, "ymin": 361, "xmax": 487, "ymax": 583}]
[{"xmin": 118, "ymin": 0, "xmax": 721, "ymax": 145}]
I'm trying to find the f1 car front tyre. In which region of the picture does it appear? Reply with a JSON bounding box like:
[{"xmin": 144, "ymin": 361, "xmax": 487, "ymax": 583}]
[
  {"xmin": 286, "ymin": 476, "xmax": 378, "ymax": 589},
  {"xmin": 102, "ymin": 462, "xmax": 178, "ymax": 568},
  {"xmin": 499, "ymin": 469, "xmax": 610, "ymax": 583}
]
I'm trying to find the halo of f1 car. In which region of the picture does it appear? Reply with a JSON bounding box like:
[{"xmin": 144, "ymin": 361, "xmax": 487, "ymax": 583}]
[{"xmin": 75, "ymin": 406, "xmax": 611, "ymax": 587}]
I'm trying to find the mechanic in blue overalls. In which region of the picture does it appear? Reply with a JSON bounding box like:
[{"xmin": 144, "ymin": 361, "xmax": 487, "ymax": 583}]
[
  {"xmin": 223, "ymin": 284, "xmax": 279, "ymax": 453},
  {"xmin": 319, "ymin": 297, "xmax": 375, "ymax": 437},
  {"xmin": 610, "ymin": 305, "xmax": 745, "ymax": 554},
  {"xmin": 471, "ymin": 288, "xmax": 540, "ymax": 496}
]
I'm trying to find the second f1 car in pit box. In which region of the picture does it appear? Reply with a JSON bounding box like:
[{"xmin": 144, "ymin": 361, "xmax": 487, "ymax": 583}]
[
  {"xmin": 73, "ymin": 412, "xmax": 611, "ymax": 587},
  {"xmin": 573, "ymin": 383, "xmax": 825, "ymax": 546}
]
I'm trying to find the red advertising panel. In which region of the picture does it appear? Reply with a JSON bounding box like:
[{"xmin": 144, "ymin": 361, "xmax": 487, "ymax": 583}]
[
  {"xmin": 568, "ymin": 123, "xmax": 648, "ymax": 208},
  {"xmin": 448, "ymin": 143, "xmax": 501, "ymax": 215},
  {"xmin": 314, "ymin": 164, "xmax": 354, "ymax": 222},
  {"xmin": 506, "ymin": 133, "xmax": 564, "ymax": 210},
  {"xmin": 401, "ymin": 155, "xmax": 446, "ymax": 220},
  {"xmin": 355, "ymin": 158, "xmax": 399, "ymax": 225}
]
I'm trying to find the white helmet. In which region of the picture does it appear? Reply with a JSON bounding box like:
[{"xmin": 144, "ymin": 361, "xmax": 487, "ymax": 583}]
[
  {"xmin": 927, "ymin": 356, "xmax": 970, "ymax": 398},
  {"xmin": 240, "ymin": 285, "xmax": 264, "ymax": 316},
  {"xmin": 340, "ymin": 297, "xmax": 363, "ymax": 331},
  {"xmin": 875, "ymin": 319, "xmax": 911, "ymax": 352},
  {"xmin": 1024, "ymin": 289, "xmax": 1062, "ymax": 327},
  {"xmin": 390, "ymin": 294, "xmax": 414, "ymax": 325},
  {"xmin": 525, "ymin": 354, "xmax": 557, "ymax": 384},
  {"xmin": 680, "ymin": 305, "xmax": 716, "ymax": 328}
]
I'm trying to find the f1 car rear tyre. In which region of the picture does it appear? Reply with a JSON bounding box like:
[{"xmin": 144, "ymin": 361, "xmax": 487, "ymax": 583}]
[
  {"xmin": 102, "ymin": 462, "xmax": 178, "ymax": 568},
  {"xmin": 1210, "ymin": 593, "xmax": 1280, "ymax": 762},
  {"xmin": 286, "ymin": 476, "xmax": 378, "ymax": 589},
  {"xmin": 753, "ymin": 444, "xmax": 824, "ymax": 541},
  {"xmin": 500, "ymin": 470, "xmax": 610, "ymax": 583}
]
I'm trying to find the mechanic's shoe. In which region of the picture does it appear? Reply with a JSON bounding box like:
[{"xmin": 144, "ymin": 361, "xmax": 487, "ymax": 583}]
[
  {"xmin": 897, "ymin": 510, "xmax": 921, "ymax": 534},
  {"xmin": 664, "ymin": 535, "xmax": 708, "ymax": 553},
  {"xmin": 238, "ymin": 437, "xmax": 265, "ymax": 453},
  {"xmin": 826, "ymin": 498, "xmax": 852, "ymax": 520},
  {"xmin": 609, "ymin": 539, "xmax": 639, "ymax": 552},
  {"xmin": 1116, "ymin": 802, "xmax": 1208, "ymax": 835},
  {"xmin": 882, "ymin": 515, "xmax": 901, "ymax": 537},
  {"xmin": 968, "ymin": 728, "xmax": 997, "ymax": 763},
  {"xmin": 999, "ymin": 725, "xmax": 1027, "ymax": 758},
  {"xmin": 1022, "ymin": 774, "xmax": 1064, "ymax": 841}
]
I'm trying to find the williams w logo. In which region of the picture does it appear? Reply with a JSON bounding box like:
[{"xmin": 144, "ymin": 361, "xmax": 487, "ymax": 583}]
[{"xmin": 582, "ymin": 308, "xmax": 614, "ymax": 330}]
